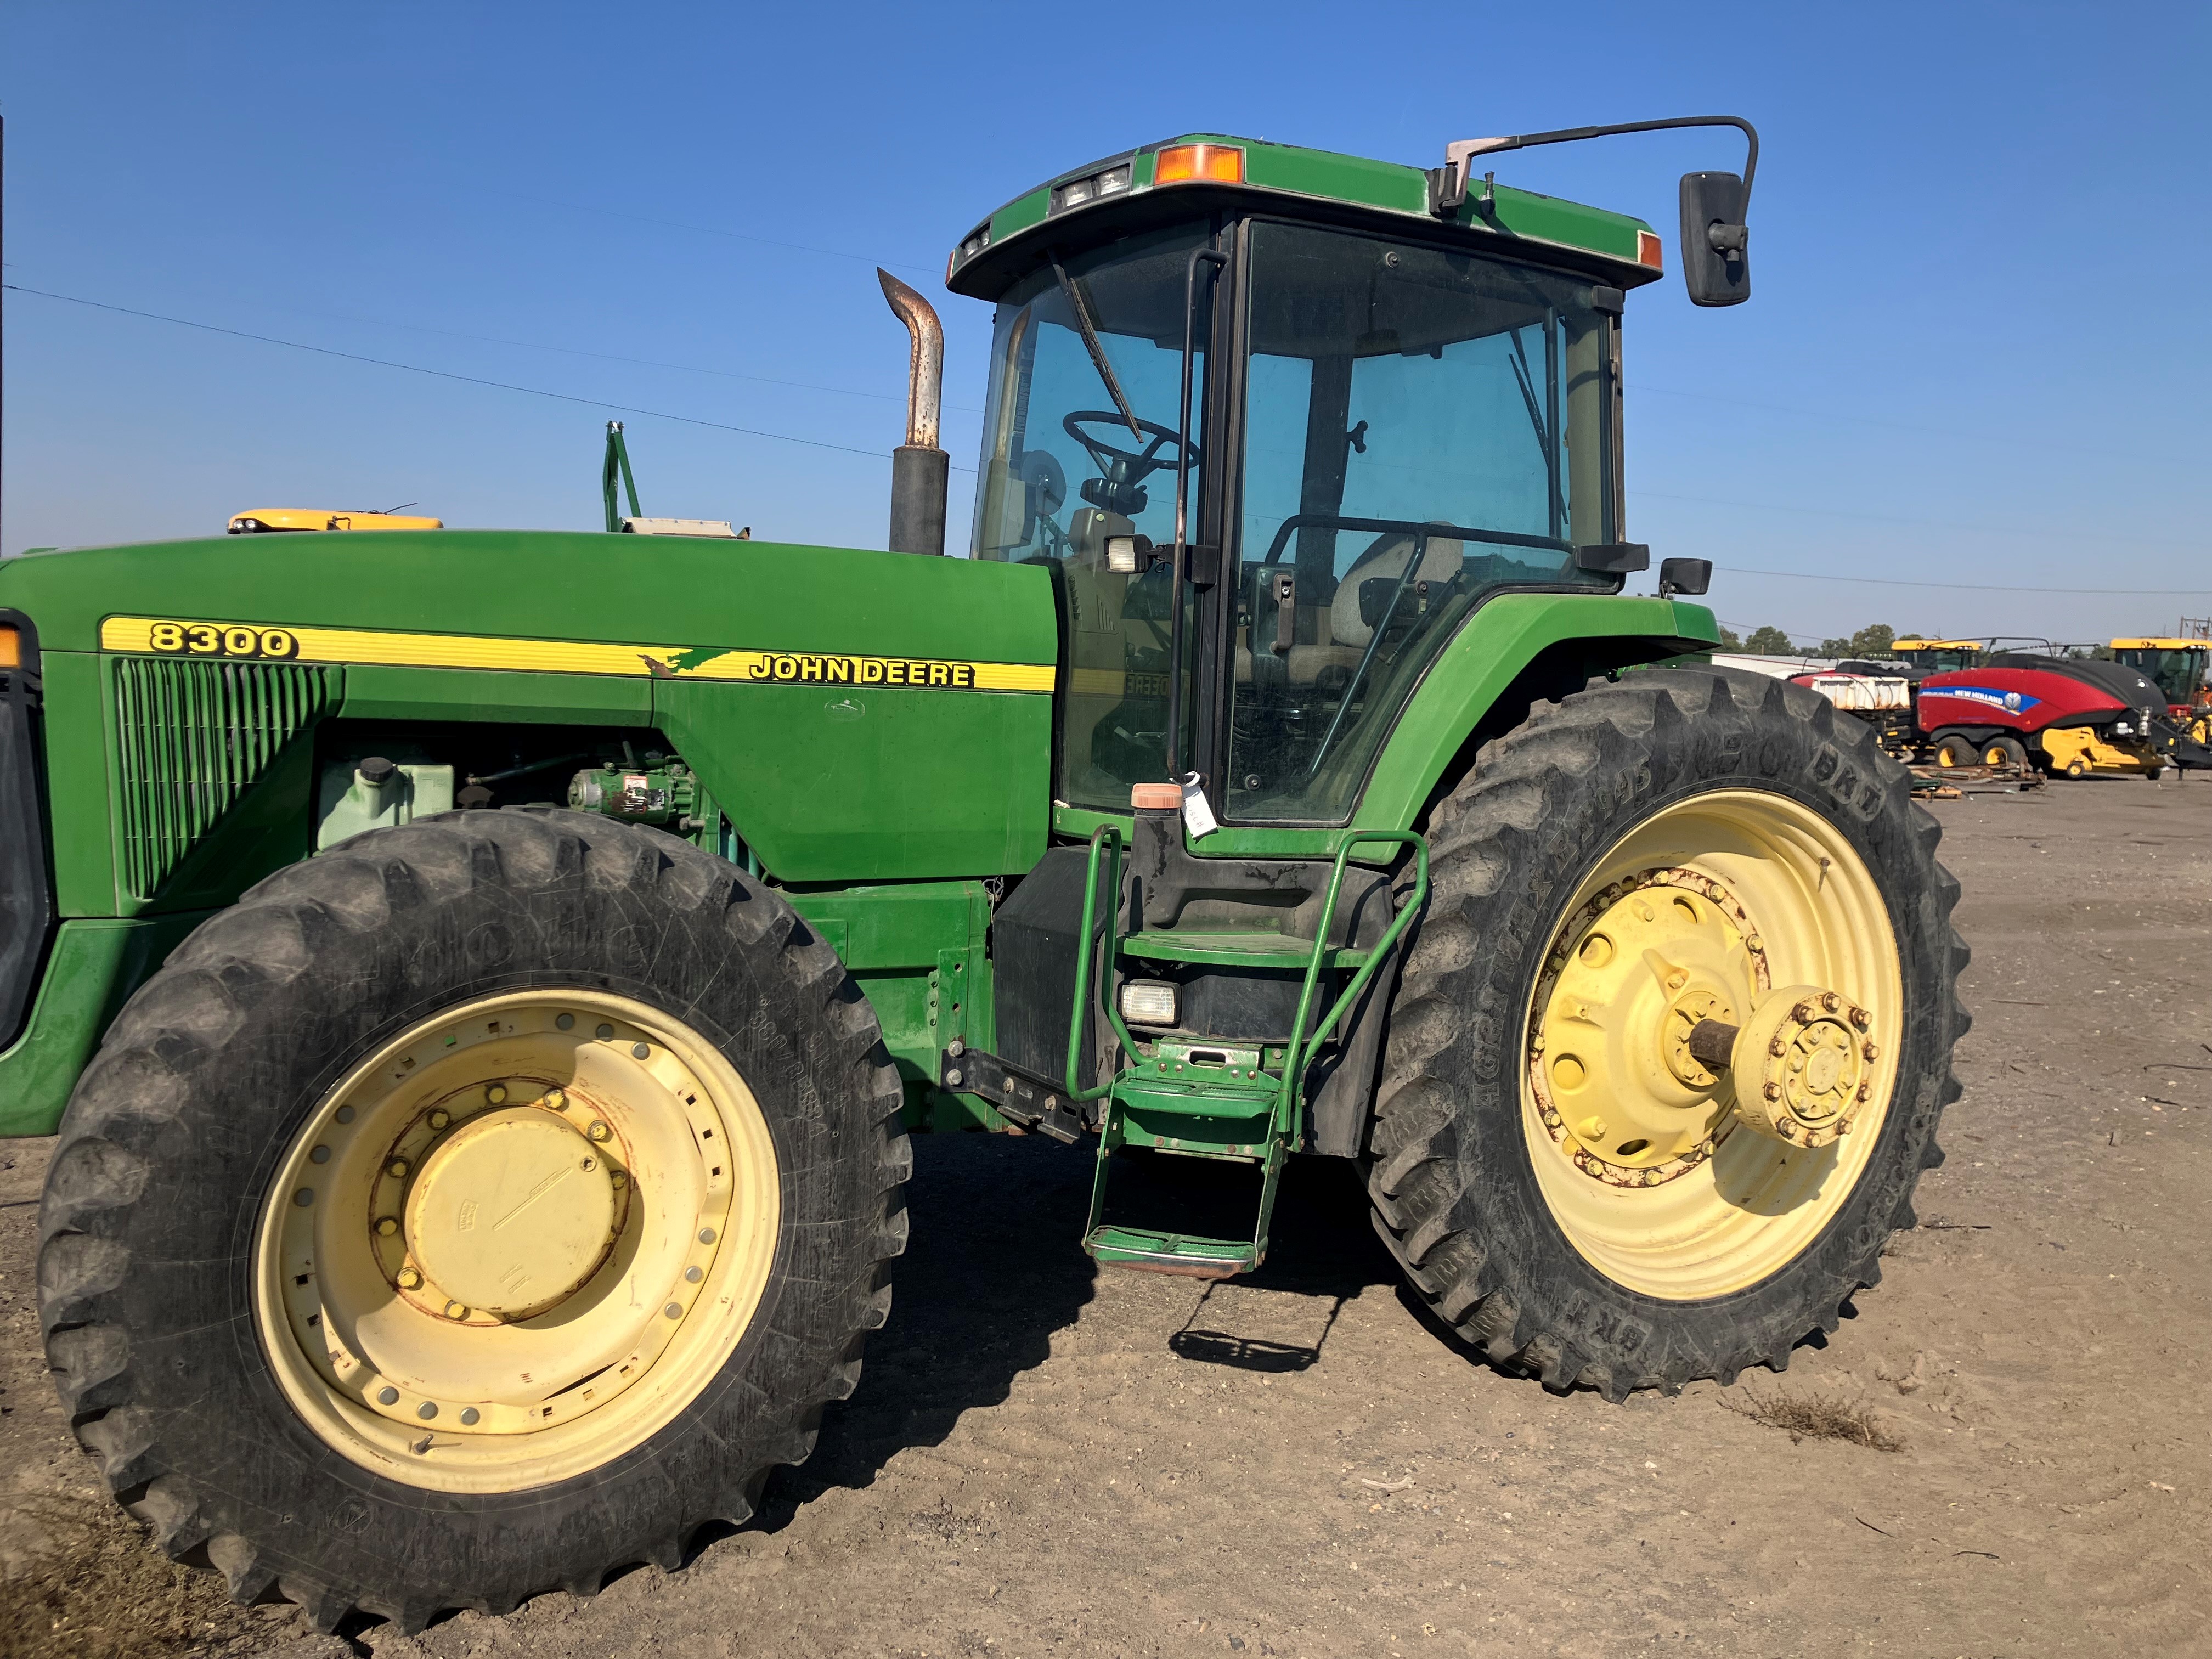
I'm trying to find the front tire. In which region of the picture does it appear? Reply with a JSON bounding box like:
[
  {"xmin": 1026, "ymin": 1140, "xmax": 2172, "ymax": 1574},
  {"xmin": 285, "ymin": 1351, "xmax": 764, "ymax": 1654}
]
[
  {"xmin": 38, "ymin": 809, "xmax": 906, "ymax": 1630},
  {"xmin": 1367, "ymin": 670, "xmax": 1966, "ymax": 1400}
]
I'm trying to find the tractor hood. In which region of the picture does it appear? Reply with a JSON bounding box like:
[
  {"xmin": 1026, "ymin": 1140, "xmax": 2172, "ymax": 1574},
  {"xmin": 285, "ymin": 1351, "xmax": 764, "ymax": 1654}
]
[{"xmin": 0, "ymin": 530, "xmax": 1056, "ymax": 668}]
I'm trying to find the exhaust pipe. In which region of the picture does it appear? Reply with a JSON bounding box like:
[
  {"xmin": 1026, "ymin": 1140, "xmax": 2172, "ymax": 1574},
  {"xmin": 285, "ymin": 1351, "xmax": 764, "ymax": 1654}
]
[{"xmin": 878, "ymin": 269, "xmax": 949, "ymax": 556}]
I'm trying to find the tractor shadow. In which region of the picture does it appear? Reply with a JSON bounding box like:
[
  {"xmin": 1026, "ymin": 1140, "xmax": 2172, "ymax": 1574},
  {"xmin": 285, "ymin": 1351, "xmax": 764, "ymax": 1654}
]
[
  {"xmin": 738, "ymin": 1133, "xmax": 1396, "ymax": 1539},
  {"xmin": 744, "ymin": 1128, "xmax": 1103, "ymax": 1532}
]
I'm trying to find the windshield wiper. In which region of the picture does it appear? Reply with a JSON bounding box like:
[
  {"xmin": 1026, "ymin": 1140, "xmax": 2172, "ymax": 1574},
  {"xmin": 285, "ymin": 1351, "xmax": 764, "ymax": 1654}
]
[{"xmin": 1048, "ymin": 249, "xmax": 1144, "ymax": 442}]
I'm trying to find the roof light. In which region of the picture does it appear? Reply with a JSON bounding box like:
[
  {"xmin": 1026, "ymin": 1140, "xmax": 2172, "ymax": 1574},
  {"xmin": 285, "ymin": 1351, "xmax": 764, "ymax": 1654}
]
[
  {"xmin": 1154, "ymin": 144, "xmax": 1244, "ymax": 186},
  {"xmin": 1051, "ymin": 163, "xmax": 1135, "ymax": 215},
  {"xmin": 1093, "ymin": 163, "xmax": 1131, "ymax": 196},
  {"xmin": 1637, "ymin": 230, "xmax": 1663, "ymax": 269}
]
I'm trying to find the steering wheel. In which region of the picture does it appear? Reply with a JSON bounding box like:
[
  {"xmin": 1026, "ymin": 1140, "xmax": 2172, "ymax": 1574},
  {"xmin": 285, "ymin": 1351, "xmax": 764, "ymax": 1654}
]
[{"xmin": 1062, "ymin": 411, "xmax": 1200, "ymax": 481}]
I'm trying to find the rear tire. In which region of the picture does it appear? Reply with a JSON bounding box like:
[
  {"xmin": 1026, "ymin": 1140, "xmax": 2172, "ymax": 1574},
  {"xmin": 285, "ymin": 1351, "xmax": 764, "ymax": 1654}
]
[
  {"xmin": 38, "ymin": 809, "xmax": 906, "ymax": 1631},
  {"xmin": 1930, "ymin": 730, "xmax": 1976, "ymax": 769},
  {"xmin": 1983, "ymin": 736, "xmax": 2028, "ymax": 770},
  {"xmin": 1367, "ymin": 670, "xmax": 1966, "ymax": 1400}
]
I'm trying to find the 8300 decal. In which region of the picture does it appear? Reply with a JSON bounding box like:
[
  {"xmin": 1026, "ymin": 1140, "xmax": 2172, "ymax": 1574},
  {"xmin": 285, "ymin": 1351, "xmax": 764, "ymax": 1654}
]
[{"xmin": 142, "ymin": 621, "xmax": 298, "ymax": 659}]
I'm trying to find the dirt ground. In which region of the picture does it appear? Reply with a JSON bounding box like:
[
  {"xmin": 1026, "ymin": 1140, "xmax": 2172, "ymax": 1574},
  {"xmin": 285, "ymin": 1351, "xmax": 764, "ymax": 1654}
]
[{"xmin": 3, "ymin": 775, "xmax": 2207, "ymax": 1658}]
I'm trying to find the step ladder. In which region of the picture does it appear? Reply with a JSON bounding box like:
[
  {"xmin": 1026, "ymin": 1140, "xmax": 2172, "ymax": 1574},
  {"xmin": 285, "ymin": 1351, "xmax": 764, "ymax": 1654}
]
[{"xmin": 1060, "ymin": 825, "xmax": 1429, "ymax": 1278}]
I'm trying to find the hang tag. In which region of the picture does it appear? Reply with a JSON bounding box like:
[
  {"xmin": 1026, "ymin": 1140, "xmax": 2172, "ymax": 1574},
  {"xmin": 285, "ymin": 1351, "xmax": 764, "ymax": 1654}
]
[{"xmin": 1178, "ymin": 772, "xmax": 1218, "ymax": 840}]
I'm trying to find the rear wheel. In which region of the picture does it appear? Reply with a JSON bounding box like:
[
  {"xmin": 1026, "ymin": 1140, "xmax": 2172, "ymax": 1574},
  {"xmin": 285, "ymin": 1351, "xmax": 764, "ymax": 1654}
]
[
  {"xmin": 39, "ymin": 809, "xmax": 906, "ymax": 1630},
  {"xmin": 2066, "ymin": 758, "xmax": 2087, "ymax": 778},
  {"xmin": 1368, "ymin": 670, "xmax": 1965, "ymax": 1398},
  {"xmin": 1982, "ymin": 736, "xmax": 2028, "ymax": 770},
  {"xmin": 1930, "ymin": 730, "xmax": 1977, "ymax": 769}
]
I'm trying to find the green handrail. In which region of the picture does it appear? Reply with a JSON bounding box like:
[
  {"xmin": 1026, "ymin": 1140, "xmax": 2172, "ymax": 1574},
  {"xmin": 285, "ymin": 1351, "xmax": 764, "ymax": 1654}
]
[
  {"xmin": 1064, "ymin": 825, "xmax": 1140, "ymax": 1103},
  {"xmin": 1274, "ymin": 831, "xmax": 1430, "ymax": 1128},
  {"xmin": 602, "ymin": 420, "xmax": 641, "ymax": 533}
]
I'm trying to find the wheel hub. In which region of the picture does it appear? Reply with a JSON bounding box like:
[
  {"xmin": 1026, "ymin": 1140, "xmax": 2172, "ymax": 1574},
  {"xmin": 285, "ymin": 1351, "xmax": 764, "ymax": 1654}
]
[
  {"xmin": 1527, "ymin": 866, "xmax": 1768, "ymax": 1187},
  {"xmin": 1729, "ymin": 987, "xmax": 1874, "ymax": 1149},
  {"xmin": 404, "ymin": 1107, "xmax": 619, "ymax": 1318}
]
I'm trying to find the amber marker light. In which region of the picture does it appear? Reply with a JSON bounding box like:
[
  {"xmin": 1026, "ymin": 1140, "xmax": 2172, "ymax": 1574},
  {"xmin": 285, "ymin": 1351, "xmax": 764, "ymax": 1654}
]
[
  {"xmin": 1154, "ymin": 144, "xmax": 1244, "ymax": 185},
  {"xmin": 1637, "ymin": 230, "xmax": 1664, "ymax": 269},
  {"xmin": 0, "ymin": 627, "xmax": 18, "ymax": 669}
]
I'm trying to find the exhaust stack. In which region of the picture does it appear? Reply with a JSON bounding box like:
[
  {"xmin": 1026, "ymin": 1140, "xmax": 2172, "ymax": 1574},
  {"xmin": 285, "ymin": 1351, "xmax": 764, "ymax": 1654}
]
[{"xmin": 877, "ymin": 269, "xmax": 948, "ymax": 556}]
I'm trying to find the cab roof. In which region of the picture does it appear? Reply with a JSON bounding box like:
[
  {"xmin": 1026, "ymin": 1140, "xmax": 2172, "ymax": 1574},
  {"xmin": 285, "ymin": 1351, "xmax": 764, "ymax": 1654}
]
[{"xmin": 945, "ymin": 133, "xmax": 1664, "ymax": 302}]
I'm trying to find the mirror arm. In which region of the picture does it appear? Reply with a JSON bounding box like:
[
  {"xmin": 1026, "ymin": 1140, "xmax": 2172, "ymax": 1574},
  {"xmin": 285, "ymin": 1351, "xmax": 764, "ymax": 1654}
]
[
  {"xmin": 1435, "ymin": 115, "xmax": 1759, "ymax": 216},
  {"xmin": 1165, "ymin": 247, "xmax": 1228, "ymax": 786}
]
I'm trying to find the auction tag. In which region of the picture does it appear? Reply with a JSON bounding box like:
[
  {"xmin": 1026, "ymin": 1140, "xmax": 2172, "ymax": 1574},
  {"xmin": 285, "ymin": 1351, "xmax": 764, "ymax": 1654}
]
[{"xmin": 1179, "ymin": 772, "xmax": 1218, "ymax": 840}]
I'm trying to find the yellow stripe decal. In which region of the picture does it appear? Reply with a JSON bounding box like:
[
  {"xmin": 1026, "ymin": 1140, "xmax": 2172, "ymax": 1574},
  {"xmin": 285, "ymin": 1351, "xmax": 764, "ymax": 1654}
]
[{"xmin": 98, "ymin": 616, "xmax": 1056, "ymax": 693}]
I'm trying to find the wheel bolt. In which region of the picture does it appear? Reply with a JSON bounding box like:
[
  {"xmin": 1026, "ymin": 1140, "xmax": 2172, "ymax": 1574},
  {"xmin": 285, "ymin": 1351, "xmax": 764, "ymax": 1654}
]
[
  {"xmin": 1821, "ymin": 992, "xmax": 1841, "ymax": 1012},
  {"xmin": 428, "ymin": 1110, "xmax": 450, "ymax": 1130},
  {"xmin": 444, "ymin": 1301, "xmax": 469, "ymax": 1320},
  {"xmin": 1746, "ymin": 935, "xmax": 1764, "ymax": 953},
  {"xmin": 1792, "ymin": 1001, "xmax": 1815, "ymax": 1024},
  {"xmin": 1763, "ymin": 1082, "xmax": 1782, "ymax": 1101},
  {"xmin": 1768, "ymin": 1037, "xmax": 1787, "ymax": 1058},
  {"xmin": 1863, "ymin": 1042, "xmax": 1879, "ymax": 1061},
  {"xmin": 375, "ymin": 1217, "xmax": 399, "ymax": 1237},
  {"xmin": 387, "ymin": 1158, "xmax": 409, "ymax": 1179},
  {"xmin": 397, "ymin": 1267, "xmax": 422, "ymax": 1289},
  {"xmin": 542, "ymin": 1088, "xmax": 567, "ymax": 1111},
  {"xmin": 1850, "ymin": 1007, "xmax": 1871, "ymax": 1029},
  {"xmin": 611, "ymin": 1171, "xmax": 627, "ymax": 1188},
  {"xmin": 1856, "ymin": 1081, "xmax": 1872, "ymax": 1102},
  {"xmin": 588, "ymin": 1121, "xmax": 612, "ymax": 1142},
  {"xmin": 486, "ymin": 1085, "xmax": 507, "ymax": 1104}
]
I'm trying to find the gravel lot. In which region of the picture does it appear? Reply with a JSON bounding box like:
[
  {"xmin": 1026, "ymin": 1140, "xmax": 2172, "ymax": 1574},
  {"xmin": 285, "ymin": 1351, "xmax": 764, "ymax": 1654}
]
[{"xmin": 4, "ymin": 774, "xmax": 2206, "ymax": 1657}]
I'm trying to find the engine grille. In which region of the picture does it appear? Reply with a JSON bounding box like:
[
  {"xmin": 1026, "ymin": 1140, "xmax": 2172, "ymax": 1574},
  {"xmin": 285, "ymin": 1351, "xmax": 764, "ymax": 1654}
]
[{"xmin": 112, "ymin": 656, "xmax": 336, "ymax": 901}]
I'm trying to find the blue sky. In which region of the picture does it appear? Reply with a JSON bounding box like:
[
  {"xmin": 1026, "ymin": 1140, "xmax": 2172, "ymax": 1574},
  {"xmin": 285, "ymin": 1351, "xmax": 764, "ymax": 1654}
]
[{"xmin": 3, "ymin": 1, "xmax": 2206, "ymax": 646}]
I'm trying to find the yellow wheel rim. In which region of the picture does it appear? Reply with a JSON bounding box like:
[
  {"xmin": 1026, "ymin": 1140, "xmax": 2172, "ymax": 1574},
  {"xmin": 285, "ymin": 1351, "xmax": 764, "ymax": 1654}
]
[
  {"xmin": 1521, "ymin": 789, "xmax": 1902, "ymax": 1301},
  {"xmin": 255, "ymin": 990, "xmax": 780, "ymax": 1493}
]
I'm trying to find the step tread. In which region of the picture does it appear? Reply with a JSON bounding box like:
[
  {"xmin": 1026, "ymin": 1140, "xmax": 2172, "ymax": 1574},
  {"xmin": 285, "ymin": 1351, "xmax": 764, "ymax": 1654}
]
[
  {"xmin": 1086, "ymin": 1224, "xmax": 1260, "ymax": 1271},
  {"xmin": 1120, "ymin": 928, "xmax": 1369, "ymax": 970}
]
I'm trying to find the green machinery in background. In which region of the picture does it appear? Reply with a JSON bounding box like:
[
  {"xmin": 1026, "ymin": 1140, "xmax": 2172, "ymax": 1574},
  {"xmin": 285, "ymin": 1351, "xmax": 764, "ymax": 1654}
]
[{"xmin": 0, "ymin": 119, "xmax": 1967, "ymax": 1634}]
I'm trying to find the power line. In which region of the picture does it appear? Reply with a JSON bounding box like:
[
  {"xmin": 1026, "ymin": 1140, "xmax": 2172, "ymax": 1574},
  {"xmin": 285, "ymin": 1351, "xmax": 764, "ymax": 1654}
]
[
  {"xmin": 1629, "ymin": 383, "xmax": 2185, "ymax": 470},
  {"xmin": 496, "ymin": 191, "xmax": 942, "ymax": 278},
  {"xmin": 1632, "ymin": 487, "xmax": 2199, "ymax": 552},
  {"xmin": 7, "ymin": 283, "xmax": 979, "ymax": 471},
  {"xmin": 1713, "ymin": 562, "xmax": 2207, "ymax": 596}
]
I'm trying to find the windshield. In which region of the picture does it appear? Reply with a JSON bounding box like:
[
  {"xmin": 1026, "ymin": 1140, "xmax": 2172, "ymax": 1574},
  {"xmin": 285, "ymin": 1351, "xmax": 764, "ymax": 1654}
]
[
  {"xmin": 2115, "ymin": 647, "xmax": 2208, "ymax": 706},
  {"xmin": 973, "ymin": 222, "xmax": 1212, "ymax": 812},
  {"xmin": 1228, "ymin": 221, "xmax": 1617, "ymax": 823}
]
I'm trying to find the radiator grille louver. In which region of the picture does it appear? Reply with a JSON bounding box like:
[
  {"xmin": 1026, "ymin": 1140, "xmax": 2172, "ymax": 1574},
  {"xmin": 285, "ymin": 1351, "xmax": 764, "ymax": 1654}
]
[{"xmin": 112, "ymin": 656, "xmax": 336, "ymax": 901}]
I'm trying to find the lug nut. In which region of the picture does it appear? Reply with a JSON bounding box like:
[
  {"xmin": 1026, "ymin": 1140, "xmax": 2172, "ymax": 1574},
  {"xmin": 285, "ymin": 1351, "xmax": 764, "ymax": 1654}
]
[
  {"xmin": 1792, "ymin": 1001, "xmax": 1816, "ymax": 1024},
  {"xmin": 1849, "ymin": 1007, "xmax": 1871, "ymax": 1030},
  {"xmin": 1763, "ymin": 1082, "xmax": 1782, "ymax": 1101},
  {"xmin": 611, "ymin": 1170, "xmax": 628, "ymax": 1188},
  {"xmin": 542, "ymin": 1088, "xmax": 567, "ymax": 1111},
  {"xmin": 1746, "ymin": 935, "xmax": 1764, "ymax": 953},
  {"xmin": 1769, "ymin": 1037, "xmax": 1787, "ymax": 1058},
  {"xmin": 1856, "ymin": 1081, "xmax": 1872, "ymax": 1102},
  {"xmin": 444, "ymin": 1301, "xmax": 469, "ymax": 1320},
  {"xmin": 588, "ymin": 1121, "xmax": 612, "ymax": 1142},
  {"xmin": 428, "ymin": 1110, "xmax": 450, "ymax": 1130},
  {"xmin": 487, "ymin": 1085, "xmax": 507, "ymax": 1105},
  {"xmin": 397, "ymin": 1267, "xmax": 421, "ymax": 1290},
  {"xmin": 1821, "ymin": 991, "xmax": 1841, "ymax": 1012},
  {"xmin": 375, "ymin": 1216, "xmax": 399, "ymax": 1237},
  {"xmin": 1863, "ymin": 1042, "xmax": 1879, "ymax": 1061},
  {"xmin": 387, "ymin": 1158, "xmax": 410, "ymax": 1180}
]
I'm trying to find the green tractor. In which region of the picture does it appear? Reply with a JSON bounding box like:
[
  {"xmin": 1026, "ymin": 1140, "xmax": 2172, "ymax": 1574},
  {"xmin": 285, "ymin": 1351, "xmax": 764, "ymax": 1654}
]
[{"xmin": 0, "ymin": 119, "xmax": 1965, "ymax": 1631}]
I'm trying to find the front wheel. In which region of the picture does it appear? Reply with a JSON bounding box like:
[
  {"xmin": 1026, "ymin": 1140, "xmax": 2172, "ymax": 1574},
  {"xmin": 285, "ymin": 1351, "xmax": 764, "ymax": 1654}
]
[
  {"xmin": 1368, "ymin": 670, "xmax": 1966, "ymax": 1398},
  {"xmin": 38, "ymin": 810, "xmax": 906, "ymax": 1630}
]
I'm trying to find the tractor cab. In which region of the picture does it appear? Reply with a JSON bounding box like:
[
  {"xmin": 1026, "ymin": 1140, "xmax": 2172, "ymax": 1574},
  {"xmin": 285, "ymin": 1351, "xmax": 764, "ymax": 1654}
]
[
  {"xmin": 2110, "ymin": 637, "xmax": 2210, "ymax": 716},
  {"xmin": 952, "ymin": 136, "xmax": 1677, "ymax": 830},
  {"xmin": 1892, "ymin": 638, "xmax": 1983, "ymax": 677}
]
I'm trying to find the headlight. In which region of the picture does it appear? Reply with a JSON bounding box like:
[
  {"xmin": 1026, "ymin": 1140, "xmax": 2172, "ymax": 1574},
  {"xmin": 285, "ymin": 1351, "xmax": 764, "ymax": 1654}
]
[{"xmin": 1118, "ymin": 980, "xmax": 1179, "ymax": 1026}]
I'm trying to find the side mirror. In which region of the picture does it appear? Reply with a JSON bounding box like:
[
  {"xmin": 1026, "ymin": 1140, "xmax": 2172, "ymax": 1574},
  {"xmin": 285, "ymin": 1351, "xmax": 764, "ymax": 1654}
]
[
  {"xmin": 1678, "ymin": 172, "xmax": 1750, "ymax": 307},
  {"xmin": 1658, "ymin": 557, "xmax": 1713, "ymax": 597}
]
